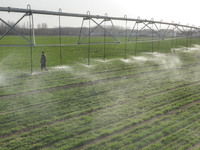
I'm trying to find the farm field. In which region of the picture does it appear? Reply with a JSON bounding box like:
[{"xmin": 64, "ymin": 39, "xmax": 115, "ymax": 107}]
[{"xmin": 1, "ymin": 36, "xmax": 200, "ymax": 149}]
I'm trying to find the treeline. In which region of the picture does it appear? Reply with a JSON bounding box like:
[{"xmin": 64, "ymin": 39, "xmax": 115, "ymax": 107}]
[
  {"xmin": 0, "ymin": 21, "xmax": 141, "ymax": 36},
  {"xmin": 0, "ymin": 22, "xmax": 83, "ymax": 36},
  {"xmin": 0, "ymin": 21, "xmax": 193, "ymax": 37}
]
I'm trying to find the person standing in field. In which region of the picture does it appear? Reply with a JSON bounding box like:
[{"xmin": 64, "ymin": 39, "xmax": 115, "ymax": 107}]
[{"xmin": 40, "ymin": 51, "xmax": 49, "ymax": 72}]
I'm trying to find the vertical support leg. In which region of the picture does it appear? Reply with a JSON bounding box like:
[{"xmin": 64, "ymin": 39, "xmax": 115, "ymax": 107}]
[
  {"xmin": 28, "ymin": 5, "xmax": 33, "ymax": 74},
  {"xmin": 186, "ymin": 25, "xmax": 190, "ymax": 50},
  {"xmin": 104, "ymin": 13, "xmax": 108, "ymax": 62},
  {"xmin": 128, "ymin": 22, "xmax": 137, "ymax": 41},
  {"xmin": 31, "ymin": 12, "xmax": 35, "ymax": 45},
  {"xmin": 171, "ymin": 22, "xmax": 174, "ymax": 52},
  {"xmin": 151, "ymin": 18, "xmax": 154, "ymax": 53},
  {"xmin": 30, "ymin": 19, "xmax": 32, "ymax": 74},
  {"xmin": 152, "ymin": 26, "xmax": 154, "ymax": 53},
  {"xmin": 124, "ymin": 15, "xmax": 127, "ymax": 60},
  {"xmin": 87, "ymin": 11, "xmax": 91, "ymax": 66},
  {"xmin": 199, "ymin": 29, "xmax": 200, "ymax": 45},
  {"xmin": 59, "ymin": 8, "xmax": 62, "ymax": 65},
  {"xmin": 135, "ymin": 21, "xmax": 139, "ymax": 57},
  {"xmin": 158, "ymin": 20, "xmax": 162, "ymax": 52},
  {"xmin": 176, "ymin": 25, "xmax": 178, "ymax": 49},
  {"xmin": 186, "ymin": 30, "xmax": 188, "ymax": 51},
  {"xmin": 104, "ymin": 19, "xmax": 106, "ymax": 62},
  {"xmin": 181, "ymin": 26, "xmax": 187, "ymax": 51},
  {"xmin": 189, "ymin": 27, "xmax": 193, "ymax": 49},
  {"xmin": 78, "ymin": 19, "xmax": 85, "ymax": 44}
]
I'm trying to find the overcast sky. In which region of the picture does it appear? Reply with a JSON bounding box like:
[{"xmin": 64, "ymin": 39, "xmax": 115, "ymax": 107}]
[{"xmin": 1, "ymin": 0, "xmax": 200, "ymax": 28}]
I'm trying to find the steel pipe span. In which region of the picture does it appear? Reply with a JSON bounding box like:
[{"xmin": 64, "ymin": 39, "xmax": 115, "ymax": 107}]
[
  {"xmin": 1, "ymin": 6, "xmax": 200, "ymax": 73},
  {"xmin": 0, "ymin": 6, "xmax": 199, "ymax": 29}
]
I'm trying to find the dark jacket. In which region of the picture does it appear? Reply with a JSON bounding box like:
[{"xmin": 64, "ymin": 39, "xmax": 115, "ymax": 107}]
[{"xmin": 40, "ymin": 54, "xmax": 46, "ymax": 64}]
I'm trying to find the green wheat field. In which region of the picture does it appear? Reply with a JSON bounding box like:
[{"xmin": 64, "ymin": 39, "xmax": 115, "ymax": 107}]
[{"xmin": 1, "ymin": 36, "xmax": 200, "ymax": 150}]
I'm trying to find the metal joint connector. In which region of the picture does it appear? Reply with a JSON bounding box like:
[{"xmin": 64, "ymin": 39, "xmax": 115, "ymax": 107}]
[
  {"xmin": 8, "ymin": 7, "xmax": 11, "ymax": 13},
  {"xmin": 84, "ymin": 17, "xmax": 90, "ymax": 20},
  {"xmin": 136, "ymin": 21, "xmax": 142, "ymax": 24},
  {"xmin": 28, "ymin": 11, "xmax": 32, "ymax": 15}
]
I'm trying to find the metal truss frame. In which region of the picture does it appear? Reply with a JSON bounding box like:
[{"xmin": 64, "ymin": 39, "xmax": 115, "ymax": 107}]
[
  {"xmin": 0, "ymin": 6, "xmax": 199, "ymax": 46},
  {"xmin": 78, "ymin": 17, "xmax": 120, "ymax": 44},
  {"xmin": 0, "ymin": 6, "xmax": 35, "ymax": 46},
  {"xmin": 1, "ymin": 6, "xmax": 200, "ymax": 72}
]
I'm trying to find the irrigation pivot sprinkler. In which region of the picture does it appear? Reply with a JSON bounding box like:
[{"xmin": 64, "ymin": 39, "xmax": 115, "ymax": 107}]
[{"xmin": 1, "ymin": 6, "xmax": 200, "ymax": 69}]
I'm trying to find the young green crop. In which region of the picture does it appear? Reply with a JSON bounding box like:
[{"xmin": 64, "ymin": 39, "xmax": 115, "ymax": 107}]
[{"xmin": 1, "ymin": 36, "xmax": 200, "ymax": 150}]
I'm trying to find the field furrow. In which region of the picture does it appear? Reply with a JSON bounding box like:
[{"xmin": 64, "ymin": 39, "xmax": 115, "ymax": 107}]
[{"xmin": 1, "ymin": 37, "xmax": 200, "ymax": 149}]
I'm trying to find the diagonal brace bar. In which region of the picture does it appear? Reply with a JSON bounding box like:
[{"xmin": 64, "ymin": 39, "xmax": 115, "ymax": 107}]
[
  {"xmin": 128, "ymin": 22, "xmax": 150, "ymax": 41},
  {"xmin": 0, "ymin": 13, "xmax": 27, "ymax": 39},
  {"xmin": 91, "ymin": 18, "xmax": 120, "ymax": 43},
  {"xmin": 78, "ymin": 18, "xmax": 105, "ymax": 44},
  {"xmin": 161, "ymin": 24, "xmax": 171, "ymax": 39},
  {"xmin": 0, "ymin": 13, "xmax": 33, "ymax": 44},
  {"xmin": 142, "ymin": 22, "xmax": 161, "ymax": 37},
  {"xmin": 78, "ymin": 18, "xmax": 120, "ymax": 44},
  {"xmin": 128, "ymin": 21, "xmax": 137, "ymax": 41}
]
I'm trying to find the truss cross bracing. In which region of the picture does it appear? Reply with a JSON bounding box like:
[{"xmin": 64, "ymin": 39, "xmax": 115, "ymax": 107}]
[
  {"xmin": 0, "ymin": 5, "xmax": 200, "ymax": 73},
  {"xmin": 0, "ymin": 6, "xmax": 199, "ymax": 46}
]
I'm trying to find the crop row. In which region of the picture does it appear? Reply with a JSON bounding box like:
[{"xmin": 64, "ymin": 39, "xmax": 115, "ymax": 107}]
[
  {"xmin": 41, "ymin": 93, "xmax": 200, "ymax": 150},
  {"xmin": 0, "ymin": 73, "xmax": 200, "ymax": 149},
  {"xmin": 1, "ymin": 62, "xmax": 200, "ymax": 137},
  {"xmin": 1, "ymin": 37, "xmax": 200, "ymax": 149},
  {"xmin": 1, "ymin": 55, "xmax": 200, "ymax": 99},
  {"xmin": 86, "ymin": 104, "xmax": 200, "ymax": 150},
  {"xmin": 1, "ymin": 49, "xmax": 200, "ymax": 97},
  {"xmin": 47, "ymin": 84, "xmax": 199, "ymax": 149},
  {"xmin": 1, "ymin": 60, "xmax": 200, "ymax": 134},
  {"xmin": 1, "ymin": 49, "xmax": 200, "ymax": 149}
]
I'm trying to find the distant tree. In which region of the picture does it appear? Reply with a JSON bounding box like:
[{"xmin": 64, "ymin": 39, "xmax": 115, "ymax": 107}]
[
  {"xmin": 37, "ymin": 24, "xmax": 41, "ymax": 29},
  {"xmin": 37, "ymin": 23, "xmax": 48, "ymax": 29},
  {"xmin": 41, "ymin": 23, "xmax": 48, "ymax": 28}
]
